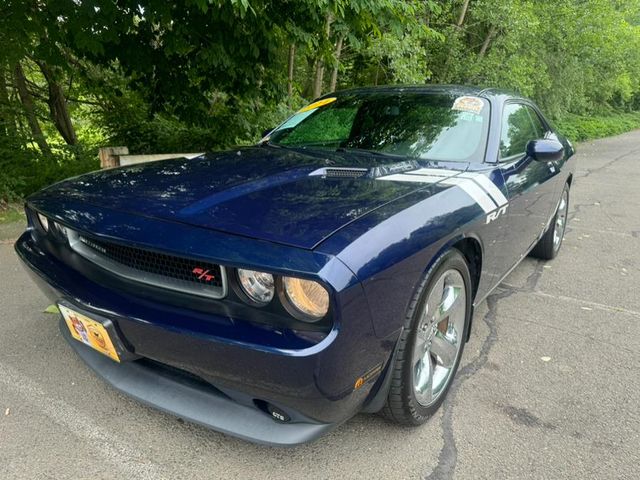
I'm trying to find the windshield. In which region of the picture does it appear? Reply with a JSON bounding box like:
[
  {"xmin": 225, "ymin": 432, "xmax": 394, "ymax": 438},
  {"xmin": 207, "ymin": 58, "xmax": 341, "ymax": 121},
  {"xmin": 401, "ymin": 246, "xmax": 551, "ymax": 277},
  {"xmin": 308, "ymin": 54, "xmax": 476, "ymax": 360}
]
[{"xmin": 267, "ymin": 92, "xmax": 490, "ymax": 162}]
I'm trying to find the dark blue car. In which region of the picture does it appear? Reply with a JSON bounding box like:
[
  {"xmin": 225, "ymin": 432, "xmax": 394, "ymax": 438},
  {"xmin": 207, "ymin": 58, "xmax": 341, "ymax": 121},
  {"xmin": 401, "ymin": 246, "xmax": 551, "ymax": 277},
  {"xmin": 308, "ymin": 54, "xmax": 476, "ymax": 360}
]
[{"xmin": 16, "ymin": 86, "xmax": 575, "ymax": 445}]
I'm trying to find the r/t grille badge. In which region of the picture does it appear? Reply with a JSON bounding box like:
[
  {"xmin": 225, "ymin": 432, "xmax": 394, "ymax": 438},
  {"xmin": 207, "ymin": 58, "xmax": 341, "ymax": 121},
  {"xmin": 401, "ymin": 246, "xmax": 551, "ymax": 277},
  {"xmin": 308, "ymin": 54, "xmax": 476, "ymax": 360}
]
[{"xmin": 192, "ymin": 267, "xmax": 216, "ymax": 282}]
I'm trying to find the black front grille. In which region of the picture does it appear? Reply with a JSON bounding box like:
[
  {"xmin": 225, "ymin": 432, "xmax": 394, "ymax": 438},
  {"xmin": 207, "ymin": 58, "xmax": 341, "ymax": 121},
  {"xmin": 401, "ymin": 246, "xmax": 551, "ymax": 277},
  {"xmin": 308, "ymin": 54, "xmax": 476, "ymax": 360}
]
[
  {"xmin": 70, "ymin": 232, "xmax": 227, "ymax": 298},
  {"xmin": 80, "ymin": 236, "xmax": 223, "ymax": 288}
]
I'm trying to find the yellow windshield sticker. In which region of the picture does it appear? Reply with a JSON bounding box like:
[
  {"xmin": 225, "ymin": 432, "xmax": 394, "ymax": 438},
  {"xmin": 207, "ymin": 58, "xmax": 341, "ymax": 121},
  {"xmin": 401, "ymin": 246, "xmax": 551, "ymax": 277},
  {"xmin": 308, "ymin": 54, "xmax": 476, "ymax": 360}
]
[
  {"xmin": 298, "ymin": 97, "xmax": 337, "ymax": 113},
  {"xmin": 452, "ymin": 96, "xmax": 485, "ymax": 114}
]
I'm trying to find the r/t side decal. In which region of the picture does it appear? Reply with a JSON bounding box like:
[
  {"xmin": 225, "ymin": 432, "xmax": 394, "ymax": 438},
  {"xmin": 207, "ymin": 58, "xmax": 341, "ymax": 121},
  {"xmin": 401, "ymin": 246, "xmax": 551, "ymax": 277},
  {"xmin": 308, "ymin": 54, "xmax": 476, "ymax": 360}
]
[{"xmin": 486, "ymin": 204, "xmax": 508, "ymax": 223}]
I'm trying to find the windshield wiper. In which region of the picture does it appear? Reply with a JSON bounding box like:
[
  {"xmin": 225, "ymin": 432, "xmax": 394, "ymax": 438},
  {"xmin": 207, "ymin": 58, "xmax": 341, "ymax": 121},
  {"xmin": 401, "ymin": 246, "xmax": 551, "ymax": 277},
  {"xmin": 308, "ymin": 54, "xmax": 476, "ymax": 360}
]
[{"xmin": 335, "ymin": 147, "xmax": 406, "ymax": 159}]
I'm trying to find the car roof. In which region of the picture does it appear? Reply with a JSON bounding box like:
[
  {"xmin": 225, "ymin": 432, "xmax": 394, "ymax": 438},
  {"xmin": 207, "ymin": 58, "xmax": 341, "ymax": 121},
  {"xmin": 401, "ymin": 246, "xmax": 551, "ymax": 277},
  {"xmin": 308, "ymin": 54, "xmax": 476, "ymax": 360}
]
[{"xmin": 326, "ymin": 84, "xmax": 527, "ymax": 103}]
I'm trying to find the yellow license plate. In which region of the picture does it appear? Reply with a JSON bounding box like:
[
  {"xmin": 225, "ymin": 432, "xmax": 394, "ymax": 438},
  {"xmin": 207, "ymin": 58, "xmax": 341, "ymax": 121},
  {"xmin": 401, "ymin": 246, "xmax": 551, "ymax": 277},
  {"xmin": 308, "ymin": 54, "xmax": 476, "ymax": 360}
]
[{"xmin": 59, "ymin": 304, "xmax": 121, "ymax": 362}]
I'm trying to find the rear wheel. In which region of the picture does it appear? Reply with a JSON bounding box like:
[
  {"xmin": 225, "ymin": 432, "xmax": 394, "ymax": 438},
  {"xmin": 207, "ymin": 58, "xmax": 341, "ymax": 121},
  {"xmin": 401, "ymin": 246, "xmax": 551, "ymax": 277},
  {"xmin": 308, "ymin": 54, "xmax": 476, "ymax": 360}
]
[
  {"xmin": 530, "ymin": 183, "xmax": 570, "ymax": 260},
  {"xmin": 382, "ymin": 249, "xmax": 472, "ymax": 425}
]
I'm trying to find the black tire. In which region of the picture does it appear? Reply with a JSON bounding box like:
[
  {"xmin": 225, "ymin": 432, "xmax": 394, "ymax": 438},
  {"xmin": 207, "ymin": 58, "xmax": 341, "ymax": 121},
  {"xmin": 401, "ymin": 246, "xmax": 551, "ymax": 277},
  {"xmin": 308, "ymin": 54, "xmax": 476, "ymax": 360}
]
[
  {"xmin": 382, "ymin": 249, "xmax": 472, "ymax": 425},
  {"xmin": 530, "ymin": 183, "xmax": 570, "ymax": 260}
]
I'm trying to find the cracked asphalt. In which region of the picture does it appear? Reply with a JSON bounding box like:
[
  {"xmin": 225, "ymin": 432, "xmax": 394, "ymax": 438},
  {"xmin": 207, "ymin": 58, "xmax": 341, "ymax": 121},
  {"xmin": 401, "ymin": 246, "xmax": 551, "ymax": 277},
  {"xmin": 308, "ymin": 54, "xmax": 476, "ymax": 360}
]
[{"xmin": 1, "ymin": 131, "xmax": 639, "ymax": 479}]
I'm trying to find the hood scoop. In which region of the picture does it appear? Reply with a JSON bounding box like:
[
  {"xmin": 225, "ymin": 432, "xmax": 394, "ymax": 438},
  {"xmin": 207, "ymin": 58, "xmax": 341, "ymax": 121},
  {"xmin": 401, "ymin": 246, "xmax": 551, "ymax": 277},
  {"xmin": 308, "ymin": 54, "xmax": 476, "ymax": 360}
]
[
  {"xmin": 309, "ymin": 167, "xmax": 369, "ymax": 178},
  {"xmin": 308, "ymin": 161, "xmax": 423, "ymax": 180}
]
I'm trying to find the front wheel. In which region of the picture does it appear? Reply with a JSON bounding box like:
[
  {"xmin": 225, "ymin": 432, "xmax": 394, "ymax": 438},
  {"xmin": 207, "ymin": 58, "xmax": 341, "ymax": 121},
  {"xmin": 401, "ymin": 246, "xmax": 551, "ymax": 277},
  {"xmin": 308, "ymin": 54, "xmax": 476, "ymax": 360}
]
[
  {"xmin": 530, "ymin": 183, "xmax": 570, "ymax": 260},
  {"xmin": 382, "ymin": 249, "xmax": 472, "ymax": 425}
]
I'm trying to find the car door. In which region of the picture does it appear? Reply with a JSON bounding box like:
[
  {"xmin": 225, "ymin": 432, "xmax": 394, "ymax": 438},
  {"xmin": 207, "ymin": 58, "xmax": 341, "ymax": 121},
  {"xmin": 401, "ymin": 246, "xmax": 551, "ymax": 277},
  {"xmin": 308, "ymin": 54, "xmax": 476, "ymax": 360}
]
[
  {"xmin": 527, "ymin": 105, "xmax": 567, "ymax": 217},
  {"xmin": 494, "ymin": 102, "xmax": 560, "ymax": 274}
]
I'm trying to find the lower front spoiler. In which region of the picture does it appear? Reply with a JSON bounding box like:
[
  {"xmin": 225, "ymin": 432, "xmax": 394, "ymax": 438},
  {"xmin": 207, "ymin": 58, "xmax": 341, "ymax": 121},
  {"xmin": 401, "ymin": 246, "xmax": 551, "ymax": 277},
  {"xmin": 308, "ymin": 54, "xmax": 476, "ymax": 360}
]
[{"xmin": 59, "ymin": 318, "xmax": 335, "ymax": 446}]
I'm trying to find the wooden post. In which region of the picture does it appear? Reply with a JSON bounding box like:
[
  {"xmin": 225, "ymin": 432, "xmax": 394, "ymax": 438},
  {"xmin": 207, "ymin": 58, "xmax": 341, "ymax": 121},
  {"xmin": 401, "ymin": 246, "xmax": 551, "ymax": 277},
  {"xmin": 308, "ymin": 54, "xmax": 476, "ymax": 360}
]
[{"xmin": 99, "ymin": 146, "xmax": 129, "ymax": 168}]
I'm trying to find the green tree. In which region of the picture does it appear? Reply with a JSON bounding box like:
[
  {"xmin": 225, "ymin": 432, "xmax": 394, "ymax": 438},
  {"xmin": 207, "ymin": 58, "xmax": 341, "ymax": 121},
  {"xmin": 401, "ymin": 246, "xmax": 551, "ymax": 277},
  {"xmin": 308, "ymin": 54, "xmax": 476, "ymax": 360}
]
[{"xmin": 1, "ymin": 0, "xmax": 640, "ymax": 203}]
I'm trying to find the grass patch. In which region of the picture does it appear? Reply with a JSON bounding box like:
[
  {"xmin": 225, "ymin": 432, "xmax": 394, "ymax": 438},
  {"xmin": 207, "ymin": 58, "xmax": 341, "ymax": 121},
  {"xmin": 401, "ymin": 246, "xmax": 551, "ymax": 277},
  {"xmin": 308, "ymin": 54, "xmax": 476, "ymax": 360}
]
[
  {"xmin": 44, "ymin": 304, "xmax": 60, "ymax": 314},
  {"xmin": 0, "ymin": 203, "xmax": 25, "ymax": 225},
  {"xmin": 555, "ymin": 111, "xmax": 640, "ymax": 143}
]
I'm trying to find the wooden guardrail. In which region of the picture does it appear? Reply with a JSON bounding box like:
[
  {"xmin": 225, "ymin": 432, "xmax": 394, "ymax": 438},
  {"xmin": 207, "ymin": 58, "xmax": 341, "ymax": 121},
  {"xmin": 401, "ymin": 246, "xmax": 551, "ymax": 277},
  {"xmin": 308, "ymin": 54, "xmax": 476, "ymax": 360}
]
[{"xmin": 99, "ymin": 147, "xmax": 204, "ymax": 168}]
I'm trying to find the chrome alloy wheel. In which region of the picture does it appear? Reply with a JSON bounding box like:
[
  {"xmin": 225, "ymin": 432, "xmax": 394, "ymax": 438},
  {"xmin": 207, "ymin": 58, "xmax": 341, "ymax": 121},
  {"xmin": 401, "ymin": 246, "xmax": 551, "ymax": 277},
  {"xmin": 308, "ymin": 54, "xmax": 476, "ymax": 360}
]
[
  {"xmin": 553, "ymin": 189, "xmax": 569, "ymax": 250},
  {"xmin": 412, "ymin": 269, "xmax": 467, "ymax": 407}
]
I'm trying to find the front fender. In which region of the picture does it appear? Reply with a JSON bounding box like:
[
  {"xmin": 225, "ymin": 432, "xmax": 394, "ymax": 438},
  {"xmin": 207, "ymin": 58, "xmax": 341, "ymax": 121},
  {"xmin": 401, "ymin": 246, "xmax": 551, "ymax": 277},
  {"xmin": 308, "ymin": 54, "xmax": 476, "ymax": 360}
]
[{"xmin": 317, "ymin": 184, "xmax": 492, "ymax": 338}]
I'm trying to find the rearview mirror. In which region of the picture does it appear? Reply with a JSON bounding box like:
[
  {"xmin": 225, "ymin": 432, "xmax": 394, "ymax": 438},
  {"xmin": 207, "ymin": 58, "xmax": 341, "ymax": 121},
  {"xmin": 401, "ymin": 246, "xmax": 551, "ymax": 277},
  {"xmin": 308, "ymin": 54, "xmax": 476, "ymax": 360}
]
[{"xmin": 526, "ymin": 139, "xmax": 564, "ymax": 162}]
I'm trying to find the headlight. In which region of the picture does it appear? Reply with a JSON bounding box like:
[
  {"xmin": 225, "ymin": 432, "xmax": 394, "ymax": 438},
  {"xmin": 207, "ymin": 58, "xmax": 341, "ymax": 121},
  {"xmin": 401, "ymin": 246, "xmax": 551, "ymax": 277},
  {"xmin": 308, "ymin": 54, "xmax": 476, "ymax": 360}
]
[
  {"xmin": 281, "ymin": 277, "xmax": 329, "ymax": 321},
  {"xmin": 36, "ymin": 212, "xmax": 49, "ymax": 232},
  {"xmin": 237, "ymin": 269, "xmax": 275, "ymax": 305}
]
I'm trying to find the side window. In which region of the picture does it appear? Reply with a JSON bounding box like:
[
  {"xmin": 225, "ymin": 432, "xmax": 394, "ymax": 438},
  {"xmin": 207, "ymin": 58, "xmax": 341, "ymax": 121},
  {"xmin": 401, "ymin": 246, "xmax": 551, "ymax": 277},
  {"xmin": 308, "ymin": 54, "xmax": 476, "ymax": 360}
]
[
  {"xmin": 499, "ymin": 103, "xmax": 537, "ymax": 159},
  {"xmin": 526, "ymin": 106, "xmax": 547, "ymax": 139}
]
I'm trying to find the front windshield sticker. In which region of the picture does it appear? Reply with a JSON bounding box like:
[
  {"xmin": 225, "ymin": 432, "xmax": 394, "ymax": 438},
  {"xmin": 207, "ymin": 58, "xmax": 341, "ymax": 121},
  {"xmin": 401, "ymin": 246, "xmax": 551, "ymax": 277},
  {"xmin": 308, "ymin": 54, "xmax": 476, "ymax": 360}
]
[
  {"xmin": 298, "ymin": 97, "xmax": 337, "ymax": 113},
  {"xmin": 458, "ymin": 111, "xmax": 484, "ymax": 123},
  {"xmin": 452, "ymin": 96, "xmax": 484, "ymax": 114},
  {"xmin": 274, "ymin": 97, "xmax": 338, "ymax": 131},
  {"xmin": 278, "ymin": 109, "xmax": 315, "ymax": 130}
]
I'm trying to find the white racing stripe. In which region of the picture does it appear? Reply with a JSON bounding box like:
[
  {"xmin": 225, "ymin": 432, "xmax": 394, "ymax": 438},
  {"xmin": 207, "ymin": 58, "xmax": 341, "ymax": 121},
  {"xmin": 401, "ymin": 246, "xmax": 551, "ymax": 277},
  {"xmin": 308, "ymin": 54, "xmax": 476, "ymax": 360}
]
[
  {"xmin": 440, "ymin": 177, "xmax": 498, "ymax": 213},
  {"xmin": 400, "ymin": 174, "xmax": 449, "ymax": 183},
  {"xmin": 404, "ymin": 168, "xmax": 463, "ymax": 177},
  {"xmin": 459, "ymin": 172, "xmax": 508, "ymax": 206},
  {"xmin": 377, "ymin": 168, "xmax": 508, "ymax": 215},
  {"xmin": 377, "ymin": 174, "xmax": 440, "ymax": 183}
]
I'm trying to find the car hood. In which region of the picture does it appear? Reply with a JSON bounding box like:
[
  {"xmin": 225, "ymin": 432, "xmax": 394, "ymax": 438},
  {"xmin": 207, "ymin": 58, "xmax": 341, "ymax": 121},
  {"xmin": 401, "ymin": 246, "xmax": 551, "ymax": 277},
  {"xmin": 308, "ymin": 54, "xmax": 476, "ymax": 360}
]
[{"xmin": 36, "ymin": 147, "xmax": 466, "ymax": 249}]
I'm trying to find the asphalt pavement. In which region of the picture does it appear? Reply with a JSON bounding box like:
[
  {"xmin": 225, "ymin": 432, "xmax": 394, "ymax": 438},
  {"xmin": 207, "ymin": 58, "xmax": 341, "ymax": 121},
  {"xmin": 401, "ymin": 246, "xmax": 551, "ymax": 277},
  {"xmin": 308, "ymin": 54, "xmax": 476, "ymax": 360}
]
[{"xmin": 1, "ymin": 131, "xmax": 639, "ymax": 479}]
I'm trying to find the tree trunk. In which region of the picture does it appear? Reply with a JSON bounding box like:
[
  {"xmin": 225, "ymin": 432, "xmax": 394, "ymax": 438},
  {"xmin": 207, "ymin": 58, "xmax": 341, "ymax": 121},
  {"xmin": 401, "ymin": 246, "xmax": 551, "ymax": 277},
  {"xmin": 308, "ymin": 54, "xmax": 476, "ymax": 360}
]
[
  {"xmin": 312, "ymin": 13, "xmax": 333, "ymax": 98},
  {"xmin": 287, "ymin": 43, "xmax": 295, "ymax": 106},
  {"xmin": 438, "ymin": 0, "xmax": 471, "ymax": 82},
  {"xmin": 302, "ymin": 56, "xmax": 316, "ymax": 98},
  {"xmin": 329, "ymin": 35, "xmax": 344, "ymax": 92},
  {"xmin": 478, "ymin": 26, "xmax": 497, "ymax": 57},
  {"xmin": 457, "ymin": 0, "xmax": 471, "ymax": 27},
  {"xmin": 13, "ymin": 62, "xmax": 51, "ymax": 155},
  {"xmin": 37, "ymin": 61, "xmax": 77, "ymax": 145},
  {"xmin": 0, "ymin": 63, "xmax": 12, "ymax": 137},
  {"xmin": 312, "ymin": 60, "xmax": 325, "ymax": 99}
]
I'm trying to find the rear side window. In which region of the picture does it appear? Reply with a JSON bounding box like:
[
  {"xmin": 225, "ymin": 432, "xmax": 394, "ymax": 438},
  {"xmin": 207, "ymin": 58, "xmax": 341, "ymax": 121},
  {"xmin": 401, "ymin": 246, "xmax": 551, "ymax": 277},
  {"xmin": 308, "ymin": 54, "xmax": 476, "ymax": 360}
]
[{"xmin": 499, "ymin": 103, "xmax": 538, "ymax": 159}]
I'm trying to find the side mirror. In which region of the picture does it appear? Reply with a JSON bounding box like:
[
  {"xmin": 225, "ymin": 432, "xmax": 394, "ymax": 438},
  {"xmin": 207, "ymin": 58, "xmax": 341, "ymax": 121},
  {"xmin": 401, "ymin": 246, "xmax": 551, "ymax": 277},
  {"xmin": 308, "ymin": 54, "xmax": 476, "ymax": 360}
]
[
  {"xmin": 261, "ymin": 128, "xmax": 274, "ymax": 139},
  {"xmin": 526, "ymin": 139, "xmax": 564, "ymax": 162}
]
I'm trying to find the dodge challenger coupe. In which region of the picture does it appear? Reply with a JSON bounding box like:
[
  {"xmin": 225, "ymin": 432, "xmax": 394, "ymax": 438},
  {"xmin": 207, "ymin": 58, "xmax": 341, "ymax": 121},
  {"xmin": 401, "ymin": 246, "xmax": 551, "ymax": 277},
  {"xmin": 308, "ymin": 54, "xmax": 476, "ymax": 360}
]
[{"xmin": 15, "ymin": 86, "xmax": 575, "ymax": 445}]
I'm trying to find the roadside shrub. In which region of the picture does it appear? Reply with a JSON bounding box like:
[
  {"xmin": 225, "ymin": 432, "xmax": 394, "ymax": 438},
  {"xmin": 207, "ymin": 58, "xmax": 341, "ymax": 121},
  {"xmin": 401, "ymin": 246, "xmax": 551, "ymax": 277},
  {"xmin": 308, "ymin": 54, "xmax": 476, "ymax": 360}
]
[
  {"xmin": 98, "ymin": 88, "xmax": 303, "ymax": 154},
  {"xmin": 555, "ymin": 112, "xmax": 640, "ymax": 142},
  {"xmin": 1, "ymin": 145, "xmax": 99, "ymax": 200},
  {"xmin": 0, "ymin": 170, "xmax": 24, "ymax": 206}
]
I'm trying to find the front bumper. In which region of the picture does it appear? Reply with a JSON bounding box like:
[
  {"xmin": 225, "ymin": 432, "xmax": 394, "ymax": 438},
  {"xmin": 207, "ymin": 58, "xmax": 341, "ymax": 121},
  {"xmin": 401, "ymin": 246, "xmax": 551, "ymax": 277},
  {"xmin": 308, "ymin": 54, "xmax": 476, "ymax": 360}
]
[
  {"xmin": 59, "ymin": 317, "xmax": 333, "ymax": 445},
  {"xmin": 15, "ymin": 230, "xmax": 396, "ymax": 445}
]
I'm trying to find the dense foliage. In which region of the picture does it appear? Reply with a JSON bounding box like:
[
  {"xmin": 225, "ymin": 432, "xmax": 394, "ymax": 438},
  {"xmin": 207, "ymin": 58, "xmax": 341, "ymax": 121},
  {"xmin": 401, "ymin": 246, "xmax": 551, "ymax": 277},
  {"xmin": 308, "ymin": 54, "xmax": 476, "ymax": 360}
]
[{"xmin": 1, "ymin": 0, "xmax": 640, "ymax": 202}]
